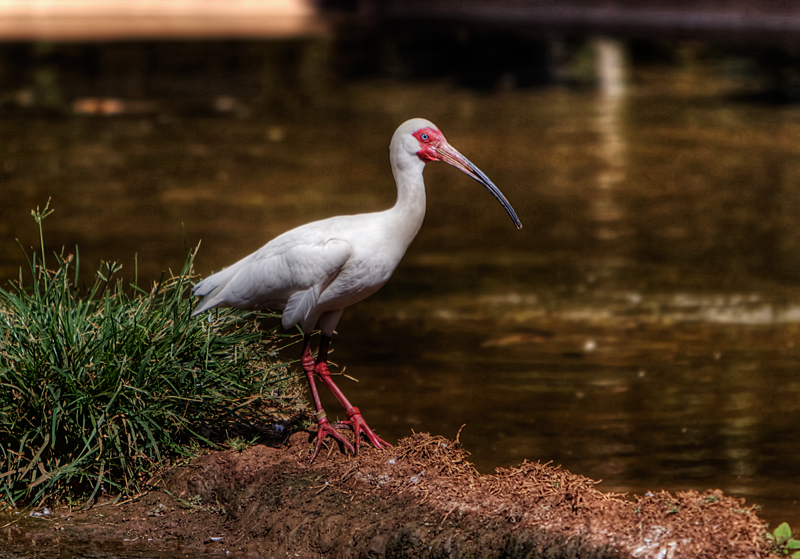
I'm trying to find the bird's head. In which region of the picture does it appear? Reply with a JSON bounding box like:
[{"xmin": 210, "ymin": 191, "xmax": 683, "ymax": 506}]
[{"xmin": 392, "ymin": 118, "xmax": 523, "ymax": 229}]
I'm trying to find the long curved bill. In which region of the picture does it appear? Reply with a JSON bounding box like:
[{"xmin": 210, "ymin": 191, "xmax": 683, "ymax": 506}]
[{"xmin": 437, "ymin": 143, "xmax": 523, "ymax": 229}]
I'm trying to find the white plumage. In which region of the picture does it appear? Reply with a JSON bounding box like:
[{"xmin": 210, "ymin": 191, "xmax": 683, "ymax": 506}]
[{"xmin": 192, "ymin": 118, "xmax": 521, "ymax": 460}]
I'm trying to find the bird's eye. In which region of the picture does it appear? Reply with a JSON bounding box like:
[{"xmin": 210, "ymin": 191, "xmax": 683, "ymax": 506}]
[{"xmin": 421, "ymin": 134, "xmax": 429, "ymax": 141}]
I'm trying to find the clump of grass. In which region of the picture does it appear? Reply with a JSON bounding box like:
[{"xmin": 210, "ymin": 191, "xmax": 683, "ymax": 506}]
[{"xmin": 0, "ymin": 202, "xmax": 308, "ymax": 508}]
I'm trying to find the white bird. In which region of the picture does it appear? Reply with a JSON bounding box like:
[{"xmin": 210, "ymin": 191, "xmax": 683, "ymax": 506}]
[{"xmin": 192, "ymin": 118, "xmax": 522, "ymax": 461}]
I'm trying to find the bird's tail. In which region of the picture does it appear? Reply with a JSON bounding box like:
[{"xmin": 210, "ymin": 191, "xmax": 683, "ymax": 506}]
[{"xmin": 191, "ymin": 259, "xmax": 246, "ymax": 316}]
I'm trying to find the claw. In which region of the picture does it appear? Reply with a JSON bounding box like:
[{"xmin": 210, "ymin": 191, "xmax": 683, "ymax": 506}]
[
  {"xmin": 310, "ymin": 416, "xmax": 355, "ymax": 462},
  {"xmin": 334, "ymin": 407, "xmax": 392, "ymax": 454}
]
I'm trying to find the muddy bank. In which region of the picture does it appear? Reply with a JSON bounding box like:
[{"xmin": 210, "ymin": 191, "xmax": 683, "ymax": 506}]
[{"xmin": 3, "ymin": 432, "xmax": 771, "ymax": 558}]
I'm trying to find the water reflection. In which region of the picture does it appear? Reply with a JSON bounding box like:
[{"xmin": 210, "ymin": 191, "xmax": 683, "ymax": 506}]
[
  {"xmin": 1, "ymin": 41, "xmax": 799, "ymax": 530},
  {"xmin": 335, "ymin": 286, "xmax": 800, "ymax": 524},
  {"xmin": 592, "ymin": 37, "xmax": 628, "ymax": 244}
]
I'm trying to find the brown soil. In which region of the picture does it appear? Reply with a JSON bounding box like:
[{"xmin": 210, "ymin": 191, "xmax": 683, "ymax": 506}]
[{"xmin": 2, "ymin": 432, "xmax": 772, "ymax": 558}]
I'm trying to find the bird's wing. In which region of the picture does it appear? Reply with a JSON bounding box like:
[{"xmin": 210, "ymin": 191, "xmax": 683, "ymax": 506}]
[
  {"xmin": 193, "ymin": 235, "xmax": 353, "ymax": 325},
  {"xmin": 279, "ymin": 238, "xmax": 352, "ymax": 329}
]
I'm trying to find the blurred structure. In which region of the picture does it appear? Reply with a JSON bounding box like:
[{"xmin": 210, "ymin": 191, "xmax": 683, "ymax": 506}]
[
  {"xmin": 5, "ymin": 1, "xmax": 800, "ymax": 41},
  {"xmin": 0, "ymin": 0, "xmax": 327, "ymax": 40},
  {"xmin": 366, "ymin": 0, "xmax": 800, "ymax": 37}
]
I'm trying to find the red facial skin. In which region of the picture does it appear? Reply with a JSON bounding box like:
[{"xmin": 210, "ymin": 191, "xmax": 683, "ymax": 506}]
[{"xmin": 412, "ymin": 127, "xmax": 444, "ymax": 162}]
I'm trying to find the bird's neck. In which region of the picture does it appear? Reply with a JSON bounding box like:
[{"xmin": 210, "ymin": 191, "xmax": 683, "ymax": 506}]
[{"xmin": 387, "ymin": 153, "xmax": 427, "ymax": 246}]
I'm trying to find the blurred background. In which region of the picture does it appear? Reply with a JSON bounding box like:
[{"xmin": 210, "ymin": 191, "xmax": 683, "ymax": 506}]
[{"xmin": 1, "ymin": 0, "xmax": 800, "ymax": 530}]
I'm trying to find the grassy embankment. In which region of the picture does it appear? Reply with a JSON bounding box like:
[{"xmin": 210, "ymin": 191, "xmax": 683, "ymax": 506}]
[{"xmin": 0, "ymin": 203, "xmax": 308, "ymax": 508}]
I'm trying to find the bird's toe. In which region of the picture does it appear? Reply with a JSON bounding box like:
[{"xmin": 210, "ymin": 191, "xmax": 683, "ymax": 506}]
[{"xmin": 310, "ymin": 417, "xmax": 355, "ymax": 462}]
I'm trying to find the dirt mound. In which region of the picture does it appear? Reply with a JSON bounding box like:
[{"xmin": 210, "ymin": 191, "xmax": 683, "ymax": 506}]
[{"xmin": 3, "ymin": 432, "xmax": 771, "ymax": 558}]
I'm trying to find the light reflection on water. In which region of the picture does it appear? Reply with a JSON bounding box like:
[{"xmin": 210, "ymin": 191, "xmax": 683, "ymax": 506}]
[{"xmin": 1, "ymin": 42, "xmax": 800, "ymax": 531}]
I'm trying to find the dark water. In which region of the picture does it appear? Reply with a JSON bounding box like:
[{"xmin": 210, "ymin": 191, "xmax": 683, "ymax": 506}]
[
  {"xmin": 0, "ymin": 513, "xmax": 230, "ymax": 558},
  {"xmin": 2, "ymin": 38, "xmax": 800, "ymax": 535}
]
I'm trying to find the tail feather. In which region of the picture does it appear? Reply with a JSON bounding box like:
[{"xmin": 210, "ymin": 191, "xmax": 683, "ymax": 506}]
[{"xmin": 191, "ymin": 259, "xmax": 247, "ymax": 316}]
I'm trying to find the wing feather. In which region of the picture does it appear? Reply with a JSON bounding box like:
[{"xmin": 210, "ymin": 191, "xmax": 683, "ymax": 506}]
[{"xmin": 192, "ymin": 235, "xmax": 353, "ymax": 329}]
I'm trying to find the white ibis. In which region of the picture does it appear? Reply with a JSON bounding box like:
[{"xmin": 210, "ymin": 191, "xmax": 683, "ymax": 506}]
[{"xmin": 192, "ymin": 118, "xmax": 522, "ymax": 461}]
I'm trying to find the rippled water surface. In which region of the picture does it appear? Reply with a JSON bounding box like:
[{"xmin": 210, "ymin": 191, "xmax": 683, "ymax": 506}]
[{"xmin": 2, "ymin": 44, "xmax": 800, "ymax": 531}]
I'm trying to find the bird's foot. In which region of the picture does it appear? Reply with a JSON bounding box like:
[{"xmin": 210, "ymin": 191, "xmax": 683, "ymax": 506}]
[
  {"xmin": 311, "ymin": 412, "xmax": 354, "ymax": 462},
  {"xmin": 334, "ymin": 407, "xmax": 392, "ymax": 454}
]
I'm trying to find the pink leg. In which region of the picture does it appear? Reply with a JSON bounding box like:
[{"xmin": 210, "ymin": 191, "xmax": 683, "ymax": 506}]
[
  {"xmin": 300, "ymin": 335, "xmax": 354, "ymax": 462},
  {"xmin": 314, "ymin": 335, "xmax": 391, "ymax": 454}
]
